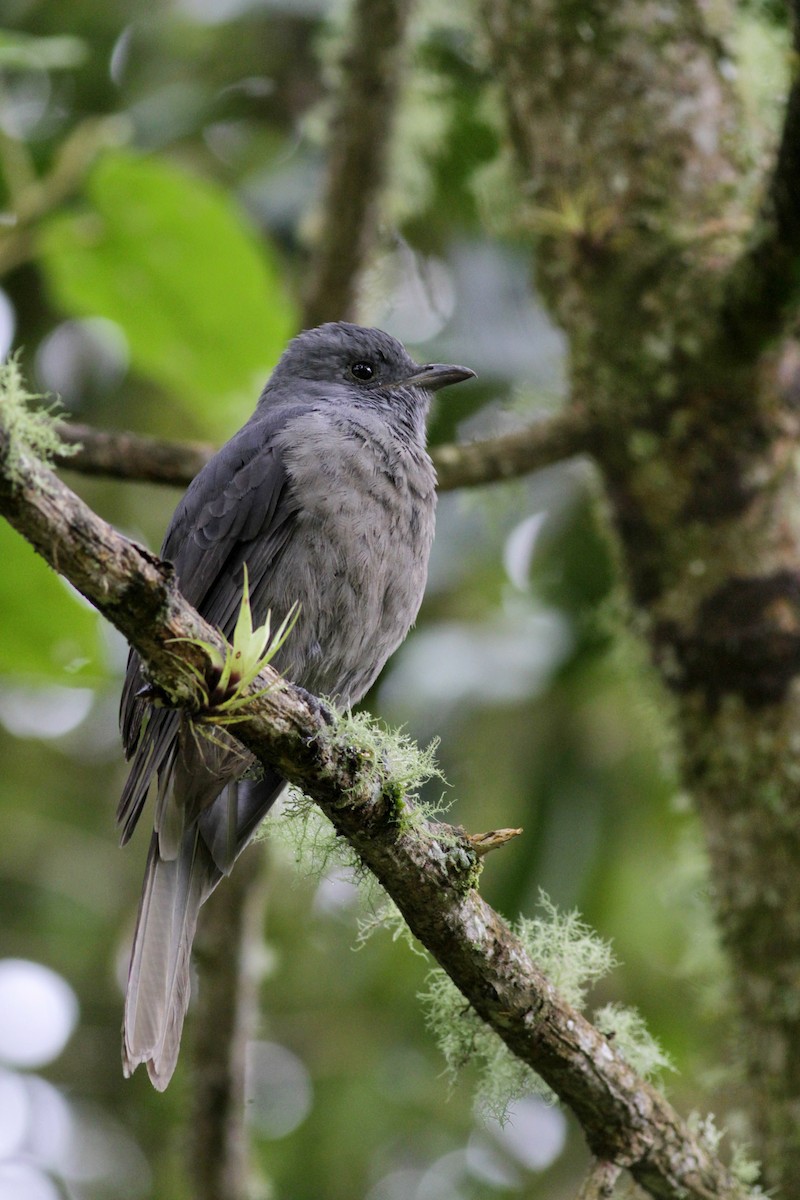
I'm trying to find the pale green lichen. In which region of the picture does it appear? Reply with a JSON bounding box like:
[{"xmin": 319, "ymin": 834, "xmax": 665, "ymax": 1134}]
[
  {"xmin": 518, "ymin": 895, "xmax": 618, "ymax": 1007},
  {"xmin": 730, "ymin": 1142, "xmax": 766, "ymax": 1194},
  {"xmin": 263, "ymin": 784, "xmax": 355, "ymax": 879},
  {"xmin": 261, "ymin": 714, "xmax": 446, "ymax": 877},
  {"xmin": 687, "ymin": 1112, "xmax": 767, "ymax": 1198},
  {"xmin": 423, "ymin": 961, "xmax": 550, "ymax": 1117},
  {"xmin": 356, "ymin": 893, "xmax": 428, "ymax": 957},
  {"xmin": 0, "ymin": 353, "xmax": 78, "ymax": 474},
  {"xmin": 260, "ymin": 718, "xmax": 450, "ymax": 958},
  {"xmin": 593, "ymin": 1002, "xmax": 674, "ymax": 1080},
  {"xmin": 331, "ymin": 710, "xmax": 445, "ymax": 826},
  {"xmin": 421, "ymin": 895, "xmax": 681, "ymax": 1121}
]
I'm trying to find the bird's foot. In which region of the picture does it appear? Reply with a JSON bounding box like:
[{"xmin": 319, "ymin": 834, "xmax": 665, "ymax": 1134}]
[{"xmin": 295, "ymin": 685, "xmax": 335, "ymax": 726}]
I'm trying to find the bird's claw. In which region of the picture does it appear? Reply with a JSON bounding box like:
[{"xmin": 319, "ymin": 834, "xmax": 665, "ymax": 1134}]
[{"xmin": 295, "ymin": 685, "xmax": 335, "ymax": 726}]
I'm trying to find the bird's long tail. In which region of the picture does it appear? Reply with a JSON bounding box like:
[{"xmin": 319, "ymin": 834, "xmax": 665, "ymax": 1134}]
[
  {"xmin": 122, "ymin": 774, "xmax": 286, "ymax": 1090},
  {"xmin": 123, "ymin": 827, "xmax": 217, "ymax": 1090}
]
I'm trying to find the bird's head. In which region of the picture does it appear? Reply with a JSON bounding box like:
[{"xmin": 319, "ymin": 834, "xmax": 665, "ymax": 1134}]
[{"xmin": 263, "ymin": 322, "xmax": 475, "ymax": 416}]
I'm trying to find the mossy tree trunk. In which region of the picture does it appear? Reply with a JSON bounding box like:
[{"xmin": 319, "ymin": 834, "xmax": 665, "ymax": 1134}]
[{"xmin": 483, "ymin": 0, "xmax": 800, "ymax": 1189}]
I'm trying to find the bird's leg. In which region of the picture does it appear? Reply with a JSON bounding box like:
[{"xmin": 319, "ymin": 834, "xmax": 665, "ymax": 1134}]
[{"xmin": 134, "ymin": 681, "xmax": 172, "ymax": 707}]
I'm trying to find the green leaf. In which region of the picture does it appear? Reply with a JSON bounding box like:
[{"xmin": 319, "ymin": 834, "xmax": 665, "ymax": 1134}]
[
  {"xmin": 0, "ymin": 522, "xmax": 104, "ymax": 680},
  {"xmin": 37, "ymin": 150, "xmax": 296, "ymax": 434}
]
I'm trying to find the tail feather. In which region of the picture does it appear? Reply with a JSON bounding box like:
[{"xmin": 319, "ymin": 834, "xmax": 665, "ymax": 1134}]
[
  {"xmin": 117, "ymin": 711, "xmax": 180, "ymax": 844},
  {"xmin": 122, "ymin": 774, "xmax": 285, "ymax": 1089},
  {"xmin": 122, "ymin": 828, "xmax": 219, "ymax": 1090},
  {"xmin": 199, "ymin": 772, "xmax": 286, "ymax": 875}
]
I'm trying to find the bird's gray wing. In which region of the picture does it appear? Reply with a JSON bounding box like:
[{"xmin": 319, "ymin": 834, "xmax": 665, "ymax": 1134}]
[
  {"xmin": 117, "ymin": 405, "xmax": 310, "ymax": 843},
  {"xmin": 119, "ymin": 405, "xmax": 312, "ymax": 1091}
]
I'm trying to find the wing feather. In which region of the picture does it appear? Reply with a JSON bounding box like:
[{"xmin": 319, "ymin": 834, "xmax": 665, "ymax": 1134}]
[{"xmin": 118, "ymin": 406, "xmax": 309, "ymax": 842}]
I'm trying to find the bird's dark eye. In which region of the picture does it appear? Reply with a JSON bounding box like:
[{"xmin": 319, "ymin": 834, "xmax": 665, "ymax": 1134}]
[{"xmin": 350, "ymin": 361, "xmax": 375, "ymax": 381}]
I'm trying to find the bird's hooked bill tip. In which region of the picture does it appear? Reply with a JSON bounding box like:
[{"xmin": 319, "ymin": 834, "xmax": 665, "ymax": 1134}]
[{"xmin": 404, "ymin": 363, "xmax": 477, "ymax": 392}]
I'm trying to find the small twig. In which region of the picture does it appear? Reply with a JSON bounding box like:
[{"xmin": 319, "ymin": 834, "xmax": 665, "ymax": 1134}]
[
  {"xmin": 466, "ymin": 827, "xmax": 523, "ymax": 856},
  {"xmin": 55, "ymin": 405, "xmax": 593, "ymax": 491},
  {"xmin": 0, "ymin": 117, "xmax": 124, "ymax": 277},
  {"xmin": 576, "ymin": 1159, "xmax": 623, "ymax": 1200},
  {"xmin": 302, "ymin": 0, "xmax": 415, "ymax": 325},
  {"xmin": 0, "ymin": 121, "xmax": 39, "ymax": 211}
]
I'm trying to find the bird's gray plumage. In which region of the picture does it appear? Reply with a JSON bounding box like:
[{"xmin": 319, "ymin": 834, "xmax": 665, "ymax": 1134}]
[{"xmin": 118, "ymin": 322, "xmax": 474, "ymax": 1088}]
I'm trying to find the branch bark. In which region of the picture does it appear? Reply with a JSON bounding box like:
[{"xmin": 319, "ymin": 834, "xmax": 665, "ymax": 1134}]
[
  {"xmin": 433, "ymin": 405, "xmax": 593, "ymax": 489},
  {"xmin": 56, "ymin": 421, "xmax": 215, "ymax": 487},
  {"xmin": 0, "ymin": 424, "xmax": 751, "ymax": 1200},
  {"xmin": 54, "ymin": 406, "xmax": 593, "ymax": 491},
  {"xmin": 575, "ymin": 1160, "xmax": 623, "ymax": 1200}
]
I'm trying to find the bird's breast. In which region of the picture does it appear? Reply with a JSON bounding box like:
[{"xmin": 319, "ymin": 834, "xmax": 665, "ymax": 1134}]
[{"xmin": 270, "ymin": 410, "xmax": 437, "ymax": 703}]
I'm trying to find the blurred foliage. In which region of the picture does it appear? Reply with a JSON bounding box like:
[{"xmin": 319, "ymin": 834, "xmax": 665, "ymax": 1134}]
[
  {"xmin": 0, "ymin": 1, "xmax": 765, "ymax": 1198},
  {"xmin": 38, "ymin": 149, "xmax": 295, "ymax": 433},
  {"xmin": 0, "ymin": 523, "xmax": 103, "ymax": 679}
]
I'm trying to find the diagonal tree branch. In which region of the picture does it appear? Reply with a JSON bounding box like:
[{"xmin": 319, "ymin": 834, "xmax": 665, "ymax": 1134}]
[
  {"xmin": 55, "ymin": 405, "xmax": 594, "ymax": 491},
  {"xmin": 0, "ymin": 117, "xmax": 122, "ymax": 277},
  {"xmin": 0, "ymin": 424, "xmax": 751, "ymax": 1200}
]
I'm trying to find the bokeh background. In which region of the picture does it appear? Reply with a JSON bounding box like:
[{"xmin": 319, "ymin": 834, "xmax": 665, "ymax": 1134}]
[{"xmin": 1, "ymin": 0, "xmax": 778, "ymax": 1196}]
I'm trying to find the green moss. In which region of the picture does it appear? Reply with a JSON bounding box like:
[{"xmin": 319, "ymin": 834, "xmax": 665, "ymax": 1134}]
[
  {"xmin": 332, "ymin": 709, "xmax": 445, "ymax": 822},
  {"xmin": 262, "ymin": 714, "xmax": 446, "ymax": 877}
]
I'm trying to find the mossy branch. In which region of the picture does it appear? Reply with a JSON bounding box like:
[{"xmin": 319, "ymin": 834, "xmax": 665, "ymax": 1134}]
[{"xmin": 0, "ymin": 378, "xmax": 753, "ymax": 1200}]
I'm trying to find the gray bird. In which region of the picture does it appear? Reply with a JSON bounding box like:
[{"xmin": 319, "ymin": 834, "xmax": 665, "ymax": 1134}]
[{"xmin": 118, "ymin": 321, "xmax": 474, "ymax": 1089}]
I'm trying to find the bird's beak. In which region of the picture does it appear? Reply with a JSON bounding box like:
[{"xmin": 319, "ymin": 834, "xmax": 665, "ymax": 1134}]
[{"xmin": 403, "ymin": 362, "xmax": 476, "ymax": 392}]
